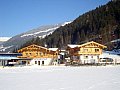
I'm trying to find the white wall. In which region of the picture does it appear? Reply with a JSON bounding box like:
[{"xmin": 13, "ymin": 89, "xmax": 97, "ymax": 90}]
[
  {"xmin": 0, "ymin": 60, "xmax": 2, "ymax": 66},
  {"xmin": 80, "ymin": 55, "xmax": 99, "ymax": 64},
  {"xmin": 30, "ymin": 58, "xmax": 53, "ymax": 66}
]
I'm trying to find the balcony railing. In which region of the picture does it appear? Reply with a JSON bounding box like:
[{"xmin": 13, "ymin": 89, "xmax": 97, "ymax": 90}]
[{"xmin": 78, "ymin": 51, "xmax": 101, "ymax": 54}]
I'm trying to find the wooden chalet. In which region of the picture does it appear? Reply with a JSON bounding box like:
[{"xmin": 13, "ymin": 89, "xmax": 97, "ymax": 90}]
[
  {"xmin": 18, "ymin": 44, "xmax": 59, "ymax": 66},
  {"xmin": 67, "ymin": 41, "xmax": 107, "ymax": 64}
]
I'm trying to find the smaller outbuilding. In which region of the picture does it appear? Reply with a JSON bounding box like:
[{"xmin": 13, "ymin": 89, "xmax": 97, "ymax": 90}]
[{"xmin": 0, "ymin": 53, "xmax": 22, "ymax": 66}]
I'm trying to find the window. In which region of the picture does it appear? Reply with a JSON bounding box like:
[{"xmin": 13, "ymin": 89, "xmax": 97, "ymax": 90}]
[
  {"xmin": 83, "ymin": 49, "xmax": 88, "ymax": 52},
  {"xmin": 44, "ymin": 53, "xmax": 46, "ymax": 56},
  {"xmin": 38, "ymin": 61, "xmax": 40, "ymax": 65},
  {"xmin": 84, "ymin": 56, "xmax": 88, "ymax": 59},
  {"xmin": 39, "ymin": 52, "xmax": 41, "ymax": 55},
  {"xmin": 95, "ymin": 49, "xmax": 99, "ymax": 52},
  {"xmin": 35, "ymin": 61, "xmax": 37, "ymax": 64},
  {"xmin": 28, "ymin": 61, "xmax": 30, "ymax": 64},
  {"xmin": 91, "ymin": 56, "xmax": 93, "ymax": 58},
  {"xmin": 42, "ymin": 61, "xmax": 44, "ymax": 65},
  {"xmin": 97, "ymin": 56, "xmax": 99, "ymax": 59}
]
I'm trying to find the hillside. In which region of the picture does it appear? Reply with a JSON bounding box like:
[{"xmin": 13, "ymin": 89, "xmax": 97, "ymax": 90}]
[
  {"xmin": 0, "ymin": 22, "xmax": 71, "ymax": 52},
  {"xmin": 36, "ymin": 0, "xmax": 120, "ymax": 50}
]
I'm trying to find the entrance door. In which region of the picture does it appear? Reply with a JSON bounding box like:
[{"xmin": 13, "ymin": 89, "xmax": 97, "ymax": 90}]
[
  {"xmin": 22, "ymin": 61, "xmax": 26, "ymax": 65},
  {"xmin": 38, "ymin": 61, "xmax": 40, "ymax": 65}
]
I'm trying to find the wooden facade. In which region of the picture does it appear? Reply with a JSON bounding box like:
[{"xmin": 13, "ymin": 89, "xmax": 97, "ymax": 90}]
[
  {"xmin": 67, "ymin": 41, "xmax": 107, "ymax": 64},
  {"xmin": 18, "ymin": 44, "xmax": 59, "ymax": 66}
]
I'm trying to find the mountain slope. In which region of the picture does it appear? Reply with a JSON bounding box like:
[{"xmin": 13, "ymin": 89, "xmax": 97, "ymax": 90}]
[
  {"xmin": 1, "ymin": 22, "xmax": 71, "ymax": 52},
  {"xmin": 38, "ymin": 0, "xmax": 120, "ymax": 50}
]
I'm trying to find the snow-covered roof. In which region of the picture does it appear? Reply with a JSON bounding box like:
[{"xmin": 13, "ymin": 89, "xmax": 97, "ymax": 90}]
[
  {"xmin": 49, "ymin": 48, "xmax": 58, "ymax": 51},
  {"xmin": 60, "ymin": 50, "xmax": 66, "ymax": 51},
  {"xmin": 59, "ymin": 52, "xmax": 65, "ymax": 55},
  {"xmin": 0, "ymin": 56, "xmax": 19, "ymax": 60},
  {"xmin": 67, "ymin": 44, "xmax": 79, "ymax": 48}
]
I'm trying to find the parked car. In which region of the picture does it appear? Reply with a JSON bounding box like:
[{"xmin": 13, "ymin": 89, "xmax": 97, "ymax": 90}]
[
  {"xmin": 100, "ymin": 57, "xmax": 113, "ymax": 62},
  {"xmin": 5, "ymin": 64, "xmax": 14, "ymax": 66}
]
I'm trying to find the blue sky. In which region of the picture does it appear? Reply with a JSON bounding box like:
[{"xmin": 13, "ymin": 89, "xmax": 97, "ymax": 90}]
[{"xmin": 0, "ymin": 0, "xmax": 110, "ymax": 37}]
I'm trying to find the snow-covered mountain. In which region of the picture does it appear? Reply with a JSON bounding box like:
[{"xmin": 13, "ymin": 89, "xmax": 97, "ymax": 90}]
[
  {"xmin": 0, "ymin": 21, "xmax": 71, "ymax": 52},
  {"xmin": 0, "ymin": 37, "xmax": 11, "ymax": 45},
  {"xmin": 0, "ymin": 37, "xmax": 10, "ymax": 42}
]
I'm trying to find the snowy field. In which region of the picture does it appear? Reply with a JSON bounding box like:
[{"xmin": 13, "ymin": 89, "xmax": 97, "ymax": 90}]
[{"xmin": 0, "ymin": 66, "xmax": 120, "ymax": 90}]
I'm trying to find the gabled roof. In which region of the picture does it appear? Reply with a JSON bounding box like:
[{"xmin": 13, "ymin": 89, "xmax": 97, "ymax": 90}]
[
  {"xmin": 18, "ymin": 44, "xmax": 59, "ymax": 53},
  {"xmin": 18, "ymin": 44, "xmax": 47, "ymax": 53},
  {"xmin": 78, "ymin": 41, "xmax": 107, "ymax": 48},
  {"xmin": 67, "ymin": 41, "xmax": 107, "ymax": 49},
  {"xmin": 27, "ymin": 44, "xmax": 47, "ymax": 49}
]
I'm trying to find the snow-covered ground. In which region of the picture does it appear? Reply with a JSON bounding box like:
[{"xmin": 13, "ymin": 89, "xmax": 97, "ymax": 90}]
[
  {"xmin": 0, "ymin": 66, "xmax": 120, "ymax": 90},
  {"xmin": 105, "ymin": 50, "xmax": 120, "ymax": 55}
]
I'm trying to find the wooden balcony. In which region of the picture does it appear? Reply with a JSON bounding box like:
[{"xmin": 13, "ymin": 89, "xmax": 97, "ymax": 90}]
[{"xmin": 78, "ymin": 51, "xmax": 102, "ymax": 55}]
